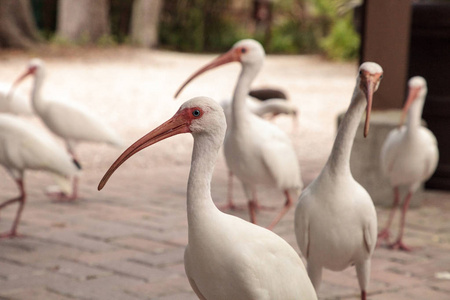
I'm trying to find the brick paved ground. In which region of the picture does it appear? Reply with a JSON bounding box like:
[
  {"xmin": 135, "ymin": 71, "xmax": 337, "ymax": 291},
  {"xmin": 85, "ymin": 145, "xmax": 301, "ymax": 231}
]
[{"xmin": 0, "ymin": 48, "xmax": 449, "ymax": 299}]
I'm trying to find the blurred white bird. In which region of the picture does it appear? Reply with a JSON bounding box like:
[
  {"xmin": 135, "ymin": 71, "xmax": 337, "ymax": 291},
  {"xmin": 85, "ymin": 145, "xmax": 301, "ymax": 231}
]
[
  {"xmin": 10, "ymin": 58, "xmax": 123, "ymax": 200},
  {"xmin": 220, "ymin": 97, "xmax": 299, "ymax": 210},
  {"xmin": 98, "ymin": 96, "xmax": 317, "ymax": 300},
  {"xmin": 0, "ymin": 114, "xmax": 80, "ymax": 238},
  {"xmin": 0, "ymin": 82, "xmax": 33, "ymax": 115},
  {"xmin": 378, "ymin": 76, "xmax": 439, "ymax": 251},
  {"xmin": 295, "ymin": 62, "xmax": 382, "ymax": 300}
]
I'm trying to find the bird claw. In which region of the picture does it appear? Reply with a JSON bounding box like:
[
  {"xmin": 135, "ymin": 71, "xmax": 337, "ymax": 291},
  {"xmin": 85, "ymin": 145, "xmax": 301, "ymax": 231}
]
[{"xmin": 389, "ymin": 240, "xmax": 412, "ymax": 252}]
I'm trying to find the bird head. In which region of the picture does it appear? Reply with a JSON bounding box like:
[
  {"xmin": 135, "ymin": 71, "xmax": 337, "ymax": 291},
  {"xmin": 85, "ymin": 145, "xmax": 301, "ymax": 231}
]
[
  {"xmin": 98, "ymin": 97, "xmax": 226, "ymax": 190},
  {"xmin": 10, "ymin": 58, "xmax": 44, "ymax": 92},
  {"xmin": 174, "ymin": 39, "xmax": 265, "ymax": 98},
  {"xmin": 399, "ymin": 76, "xmax": 427, "ymax": 126},
  {"xmin": 357, "ymin": 62, "xmax": 383, "ymax": 137}
]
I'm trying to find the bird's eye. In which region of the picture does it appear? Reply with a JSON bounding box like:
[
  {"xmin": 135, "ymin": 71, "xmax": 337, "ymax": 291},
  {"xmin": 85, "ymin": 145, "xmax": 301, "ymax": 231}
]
[
  {"xmin": 359, "ymin": 70, "xmax": 363, "ymax": 75},
  {"xmin": 192, "ymin": 109, "xmax": 201, "ymax": 117},
  {"xmin": 380, "ymin": 74, "xmax": 384, "ymax": 80},
  {"xmin": 241, "ymin": 48, "xmax": 247, "ymax": 54}
]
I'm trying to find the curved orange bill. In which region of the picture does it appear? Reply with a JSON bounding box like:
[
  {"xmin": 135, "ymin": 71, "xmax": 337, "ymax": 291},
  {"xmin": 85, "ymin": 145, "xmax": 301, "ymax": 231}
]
[
  {"xmin": 98, "ymin": 109, "xmax": 191, "ymax": 191},
  {"xmin": 399, "ymin": 86, "xmax": 420, "ymax": 127},
  {"xmin": 362, "ymin": 78, "xmax": 377, "ymax": 138},
  {"xmin": 174, "ymin": 48, "xmax": 240, "ymax": 98},
  {"xmin": 8, "ymin": 68, "xmax": 34, "ymax": 98}
]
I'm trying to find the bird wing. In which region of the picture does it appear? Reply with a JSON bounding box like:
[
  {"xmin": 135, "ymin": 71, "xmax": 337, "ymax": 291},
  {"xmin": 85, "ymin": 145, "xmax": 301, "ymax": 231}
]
[
  {"xmin": 294, "ymin": 188, "xmax": 312, "ymax": 258},
  {"xmin": 255, "ymin": 116, "xmax": 302, "ymax": 190},
  {"xmin": 420, "ymin": 127, "xmax": 439, "ymax": 180},
  {"xmin": 43, "ymin": 100, "xmax": 123, "ymax": 146},
  {"xmin": 380, "ymin": 127, "xmax": 405, "ymax": 175}
]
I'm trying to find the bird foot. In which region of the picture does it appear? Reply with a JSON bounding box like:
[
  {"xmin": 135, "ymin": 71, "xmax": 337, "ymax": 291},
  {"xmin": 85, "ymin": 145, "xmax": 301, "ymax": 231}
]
[
  {"xmin": 0, "ymin": 231, "xmax": 24, "ymax": 239},
  {"xmin": 376, "ymin": 229, "xmax": 391, "ymax": 247},
  {"xmin": 389, "ymin": 240, "xmax": 412, "ymax": 252}
]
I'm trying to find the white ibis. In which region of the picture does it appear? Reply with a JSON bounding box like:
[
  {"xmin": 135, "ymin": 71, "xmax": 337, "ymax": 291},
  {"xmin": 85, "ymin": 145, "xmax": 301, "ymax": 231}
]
[
  {"xmin": 11, "ymin": 58, "xmax": 123, "ymax": 200},
  {"xmin": 175, "ymin": 39, "xmax": 303, "ymax": 229},
  {"xmin": 0, "ymin": 82, "xmax": 33, "ymax": 116},
  {"xmin": 378, "ymin": 76, "xmax": 439, "ymax": 251},
  {"xmin": 0, "ymin": 114, "xmax": 80, "ymax": 238},
  {"xmin": 98, "ymin": 96, "xmax": 317, "ymax": 300},
  {"xmin": 220, "ymin": 97, "xmax": 299, "ymax": 210},
  {"xmin": 294, "ymin": 62, "xmax": 383, "ymax": 300}
]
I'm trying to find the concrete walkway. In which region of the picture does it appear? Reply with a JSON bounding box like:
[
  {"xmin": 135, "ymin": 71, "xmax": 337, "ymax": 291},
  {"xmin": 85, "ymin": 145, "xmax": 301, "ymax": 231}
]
[{"xmin": 0, "ymin": 48, "xmax": 449, "ymax": 299}]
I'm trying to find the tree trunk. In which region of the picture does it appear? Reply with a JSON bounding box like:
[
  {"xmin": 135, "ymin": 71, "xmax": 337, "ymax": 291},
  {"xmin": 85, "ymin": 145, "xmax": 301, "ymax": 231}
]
[
  {"xmin": 57, "ymin": 0, "xmax": 110, "ymax": 43},
  {"xmin": 0, "ymin": 0, "xmax": 41, "ymax": 48},
  {"xmin": 130, "ymin": 0, "xmax": 162, "ymax": 47}
]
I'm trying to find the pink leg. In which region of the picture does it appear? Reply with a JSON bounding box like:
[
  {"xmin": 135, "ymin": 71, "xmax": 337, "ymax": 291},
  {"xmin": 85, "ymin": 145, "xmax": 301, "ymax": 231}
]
[
  {"xmin": 267, "ymin": 190, "xmax": 293, "ymax": 230},
  {"xmin": 361, "ymin": 290, "xmax": 366, "ymax": 300},
  {"xmin": 390, "ymin": 192, "xmax": 413, "ymax": 251},
  {"xmin": 377, "ymin": 187, "xmax": 400, "ymax": 246},
  {"xmin": 248, "ymin": 188, "xmax": 258, "ymax": 224},
  {"xmin": 0, "ymin": 179, "xmax": 26, "ymax": 239}
]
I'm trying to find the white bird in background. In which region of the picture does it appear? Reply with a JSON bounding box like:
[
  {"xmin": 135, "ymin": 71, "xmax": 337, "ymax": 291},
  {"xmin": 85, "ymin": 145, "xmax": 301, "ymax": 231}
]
[
  {"xmin": 295, "ymin": 62, "xmax": 382, "ymax": 300},
  {"xmin": 175, "ymin": 39, "xmax": 303, "ymax": 229},
  {"xmin": 0, "ymin": 82, "xmax": 33, "ymax": 115},
  {"xmin": 378, "ymin": 76, "xmax": 439, "ymax": 251},
  {"xmin": 0, "ymin": 114, "xmax": 80, "ymax": 238},
  {"xmin": 10, "ymin": 58, "xmax": 123, "ymax": 200},
  {"xmin": 220, "ymin": 97, "xmax": 299, "ymax": 210},
  {"xmin": 98, "ymin": 97, "xmax": 317, "ymax": 300}
]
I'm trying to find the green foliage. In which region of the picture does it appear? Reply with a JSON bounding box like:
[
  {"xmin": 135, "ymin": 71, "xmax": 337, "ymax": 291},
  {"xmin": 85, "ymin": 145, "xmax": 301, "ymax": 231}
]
[
  {"xmin": 97, "ymin": 35, "xmax": 118, "ymax": 47},
  {"xmin": 159, "ymin": 0, "xmax": 248, "ymax": 52},
  {"xmin": 320, "ymin": 14, "xmax": 360, "ymax": 60}
]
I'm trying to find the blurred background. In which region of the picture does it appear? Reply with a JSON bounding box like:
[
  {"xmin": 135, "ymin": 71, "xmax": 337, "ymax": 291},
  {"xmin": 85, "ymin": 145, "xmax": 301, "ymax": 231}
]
[{"xmin": 0, "ymin": 0, "xmax": 361, "ymax": 60}]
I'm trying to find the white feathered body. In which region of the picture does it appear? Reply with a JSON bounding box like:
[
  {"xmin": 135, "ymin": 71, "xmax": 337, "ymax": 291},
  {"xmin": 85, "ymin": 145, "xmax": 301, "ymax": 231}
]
[
  {"xmin": 0, "ymin": 83, "xmax": 33, "ymax": 116},
  {"xmin": 185, "ymin": 208, "xmax": 316, "ymax": 300},
  {"xmin": 295, "ymin": 170, "xmax": 377, "ymax": 271},
  {"xmin": 224, "ymin": 112, "xmax": 302, "ymax": 196},
  {"xmin": 0, "ymin": 114, "xmax": 79, "ymax": 192},
  {"xmin": 381, "ymin": 126, "xmax": 438, "ymax": 192},
  {"xmin": 36, "ymin": 97, "xmax": 123, "ymax": 148}
]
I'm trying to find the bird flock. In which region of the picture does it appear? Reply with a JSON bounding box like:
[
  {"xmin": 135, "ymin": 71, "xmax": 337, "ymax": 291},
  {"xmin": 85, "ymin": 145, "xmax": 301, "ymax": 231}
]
[{"xmin": 0, "ymin": 39, "xmax": 439, "ymax": 300}]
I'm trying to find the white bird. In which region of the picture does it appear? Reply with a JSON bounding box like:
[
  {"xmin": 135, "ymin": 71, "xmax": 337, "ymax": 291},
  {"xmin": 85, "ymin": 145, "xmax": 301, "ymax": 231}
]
[
  {"xmin": 294, "ymin": 62, "xmax": 383, "ymax": 300},
  {"xmin": 10, "ymin": 58, "xmax": 123, "ymax": 200},
  {"xmin": 0, "ymin": 82, "xmax": 33, "ymax": 116},
  {"xmin": 175, "ymin": 39, "xmax": 303, "ymax": 229},
  {"xmin": 0, "ymin": 114, "xmax": 80, "ymax": 238},
  {"xmin": 378, "ymin": 76, "xmax": 439, "ymax": 251},
  {"xmin": 220, "ymin": 97, "xmax": 299, "ymax": 210},
  {"xmin": 98, "ymin": 96, "xmax": 317, "ymax": 300}
]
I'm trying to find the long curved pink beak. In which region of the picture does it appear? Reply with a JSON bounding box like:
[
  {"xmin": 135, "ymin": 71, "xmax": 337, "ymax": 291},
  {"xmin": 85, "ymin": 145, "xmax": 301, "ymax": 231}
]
[
  {"xmin": 8, "ymin": 67, "xmax": 35, "ymax": 98},
  {"xmin": 98, "ymin": 109, "xmax": 191, "ymax": 190},
  {"xmin": 399, "ymin": 86, "xmax": 420, "ymax": 127},
  {"xmin": 360, "ymin": 75, "xmax": 379, "ymax": 138},
  {"xmin": 174, "ymin": 48, "xmax": 240, "ymax": 98}
]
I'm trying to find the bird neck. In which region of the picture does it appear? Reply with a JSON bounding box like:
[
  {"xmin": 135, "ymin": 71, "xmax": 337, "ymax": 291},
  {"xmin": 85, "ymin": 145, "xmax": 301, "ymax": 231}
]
[
  {"xmin": 325, "ymin": 87, "xmax": 366, "ymax": 176},
  {"xmin": 406, "ymin": 97, "xmax": 425, "ymax": 136},
  {"xmin": 31, "ymin": 70, "xmax": 47, "ymax": 114},
  {"xmin": 231, "ymin": 63, "xmax": 261, "ymax": 128},
  {"xmin": 187, "ymin": 133, "xmax": 222, "ymax": 229}
]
